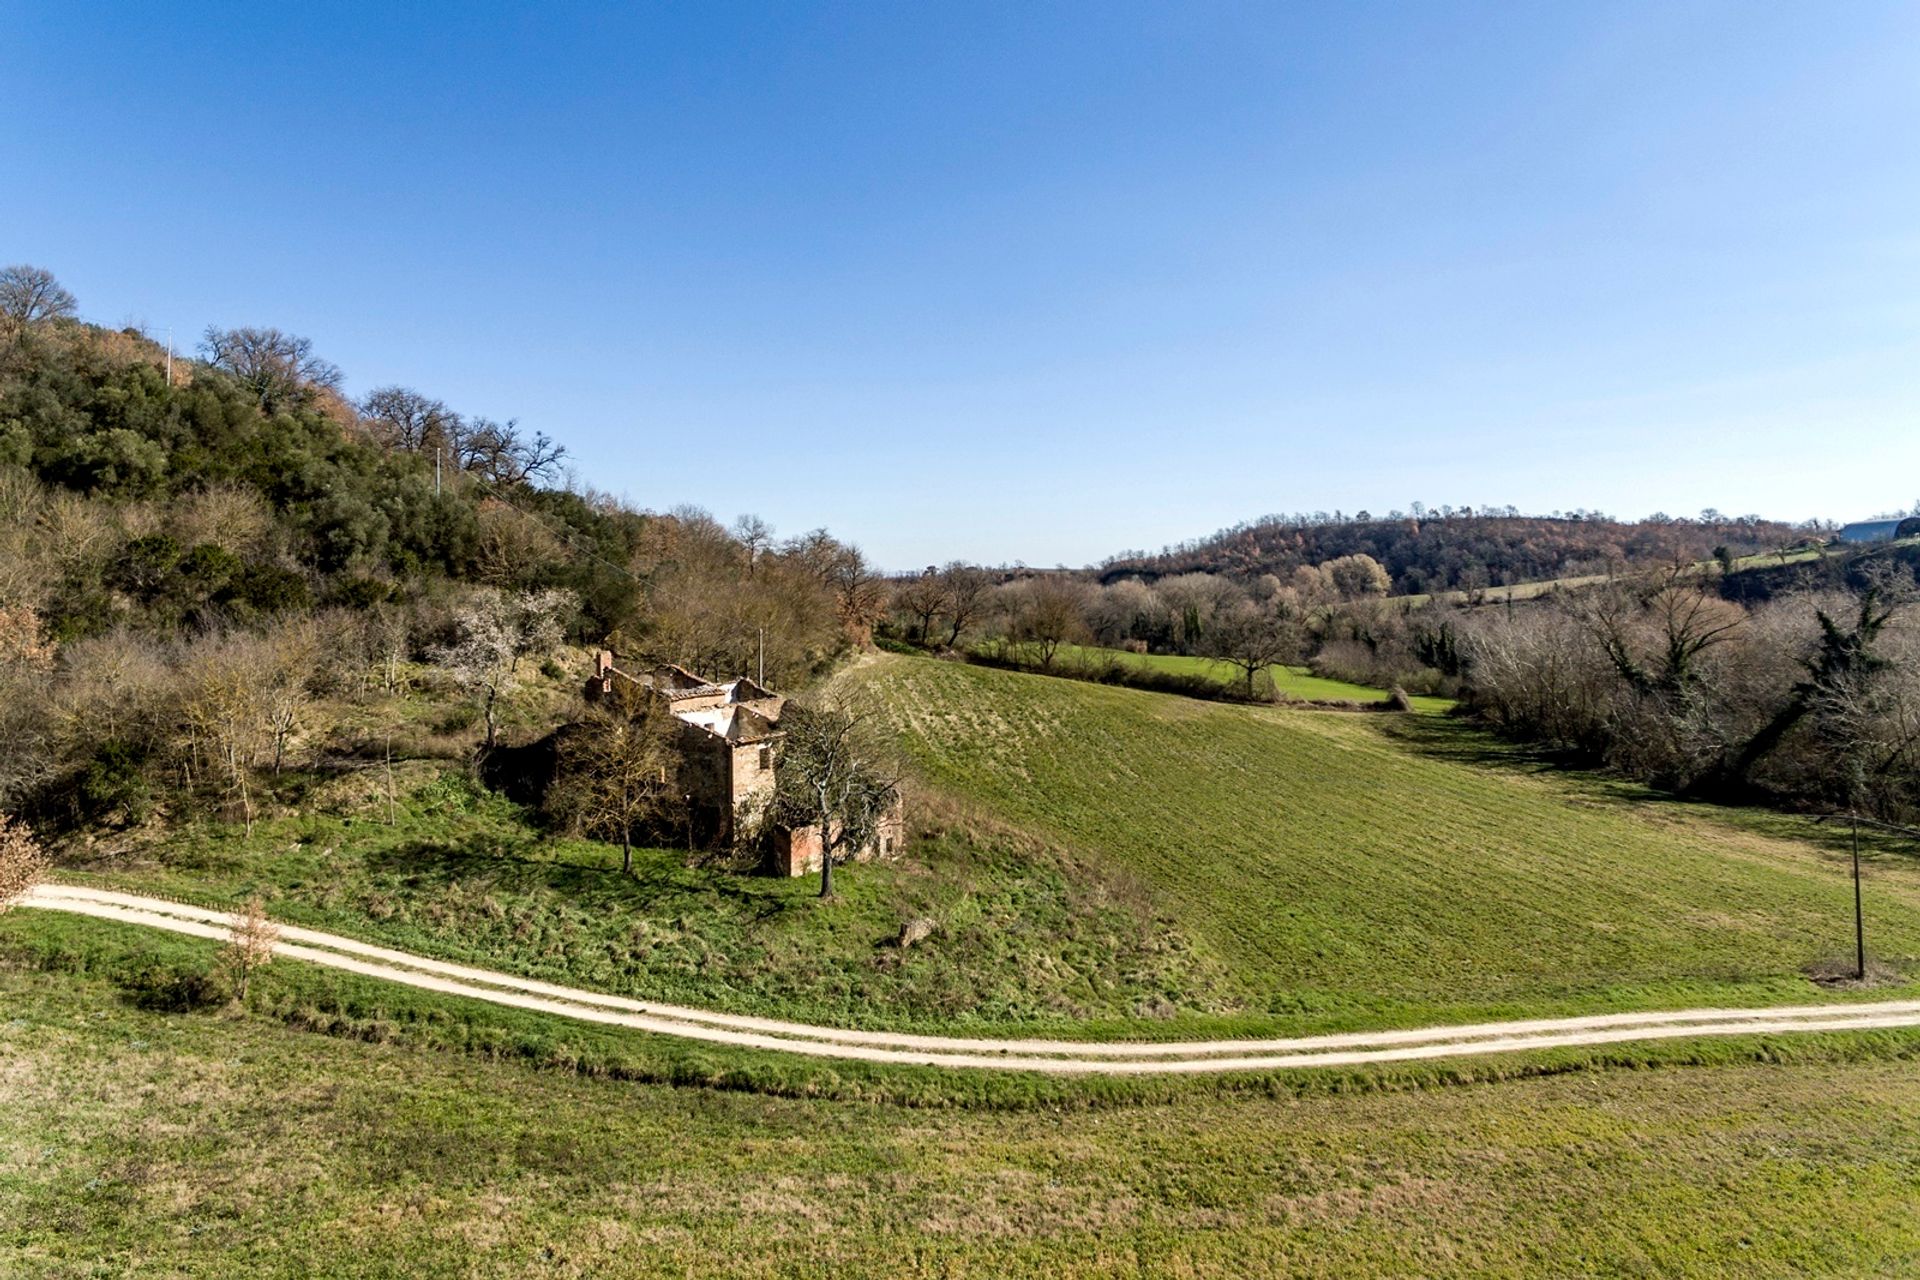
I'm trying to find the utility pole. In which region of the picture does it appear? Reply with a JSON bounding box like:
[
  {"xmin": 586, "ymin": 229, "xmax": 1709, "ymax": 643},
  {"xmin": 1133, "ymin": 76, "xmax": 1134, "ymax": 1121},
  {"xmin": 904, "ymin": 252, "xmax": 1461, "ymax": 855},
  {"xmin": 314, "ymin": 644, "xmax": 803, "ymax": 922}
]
[
  {"xmin": 1852, "ymin": 813, "xmax": 1866, "ymax": 981},
  {"xmin": 1814, "ymin": 809, "xmax": 1916, "ymax": 982}
]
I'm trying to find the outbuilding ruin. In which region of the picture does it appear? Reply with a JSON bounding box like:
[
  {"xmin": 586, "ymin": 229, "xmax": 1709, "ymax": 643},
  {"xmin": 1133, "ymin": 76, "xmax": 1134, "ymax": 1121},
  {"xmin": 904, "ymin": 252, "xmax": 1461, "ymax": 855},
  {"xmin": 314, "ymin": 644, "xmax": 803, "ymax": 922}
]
[{"xmin": 586, "ymin": 652, "xmax": 903, "ymax": 877}]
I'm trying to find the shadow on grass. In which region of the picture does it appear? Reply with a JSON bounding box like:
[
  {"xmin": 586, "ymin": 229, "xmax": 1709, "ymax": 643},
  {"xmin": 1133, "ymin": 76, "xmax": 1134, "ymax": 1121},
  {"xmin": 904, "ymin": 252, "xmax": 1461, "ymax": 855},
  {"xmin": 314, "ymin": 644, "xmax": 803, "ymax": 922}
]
[
  {"xmin": 361, "ymin": 838, "xmax": 802, "ymax": 927},
  {"xmin": 1376, "ymin": 711, "xmax": 1602, "ymax": 777},
  {"xmin": 1378, "ymin": 713, "xmax": 1920, "ymax": 866}
]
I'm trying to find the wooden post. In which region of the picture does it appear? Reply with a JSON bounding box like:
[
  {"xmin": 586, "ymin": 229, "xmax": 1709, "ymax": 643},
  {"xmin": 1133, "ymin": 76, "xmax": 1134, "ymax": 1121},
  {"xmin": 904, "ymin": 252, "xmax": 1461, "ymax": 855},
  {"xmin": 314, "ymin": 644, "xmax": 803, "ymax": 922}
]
[{"xmin": 1853, "ymin": 813, "xmax": 1866, "ymax": 981}]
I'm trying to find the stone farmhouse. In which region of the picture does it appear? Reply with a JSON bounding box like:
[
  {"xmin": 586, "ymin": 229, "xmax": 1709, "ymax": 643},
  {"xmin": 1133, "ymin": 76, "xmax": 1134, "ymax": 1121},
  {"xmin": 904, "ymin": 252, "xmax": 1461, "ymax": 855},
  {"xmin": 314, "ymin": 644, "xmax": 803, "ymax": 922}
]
[{"xmin": 586, "ymin": 652, "xmax": 903, "ymax": 877}]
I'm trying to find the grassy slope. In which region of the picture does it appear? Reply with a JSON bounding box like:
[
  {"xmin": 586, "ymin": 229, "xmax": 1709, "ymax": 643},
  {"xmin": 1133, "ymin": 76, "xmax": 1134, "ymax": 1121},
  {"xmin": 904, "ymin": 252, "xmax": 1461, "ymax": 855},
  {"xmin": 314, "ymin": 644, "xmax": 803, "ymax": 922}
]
[
  {"xmin": 997, "ymin": 641, "xmax": 1454, "ymax": 711},
  {"xmin": 8, "ymin": 961, "xmax": 1920, "ymax": 1279},
  {"xmin": 857, "ymin": 655, "xmax": 1920, "ymax": 1030},
  {"xmin": 49, "ymin": 773, "xmax": 1230, "ymax": 1035}
]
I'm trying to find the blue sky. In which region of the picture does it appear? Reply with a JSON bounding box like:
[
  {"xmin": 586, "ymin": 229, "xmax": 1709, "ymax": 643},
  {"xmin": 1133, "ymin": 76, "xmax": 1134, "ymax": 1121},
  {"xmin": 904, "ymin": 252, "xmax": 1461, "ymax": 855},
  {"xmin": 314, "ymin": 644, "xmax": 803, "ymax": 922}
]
[{"xmin": 4, "ymin": 3, "xmax": 1917, "ymax": 568}]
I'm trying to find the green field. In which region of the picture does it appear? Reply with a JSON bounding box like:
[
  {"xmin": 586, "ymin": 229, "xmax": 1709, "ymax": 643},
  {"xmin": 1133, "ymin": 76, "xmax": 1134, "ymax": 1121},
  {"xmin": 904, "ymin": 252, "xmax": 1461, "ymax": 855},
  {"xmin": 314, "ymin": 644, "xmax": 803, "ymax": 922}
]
[
  {"xmin": 9, "ymin": 959, "xmax": 1920, "ymax": 1278},
  {"xmin": 32, "ymin": 651, "xmax": 1920, "ymax": 1056},
  {"xmin": 991, "ymin": 641, "xmax": 1455, "ymax": 712},
  {"xmin": 39, "ymin": 771, "xmax": 1232, "ymax": 1037},
  {"xmin": 16, "ymin": 650, "xmax": 1920, "ymax": 1274},
  {"xmin": 855, "ymin": 654, "xmax": 1920, "ymax": 1031}
]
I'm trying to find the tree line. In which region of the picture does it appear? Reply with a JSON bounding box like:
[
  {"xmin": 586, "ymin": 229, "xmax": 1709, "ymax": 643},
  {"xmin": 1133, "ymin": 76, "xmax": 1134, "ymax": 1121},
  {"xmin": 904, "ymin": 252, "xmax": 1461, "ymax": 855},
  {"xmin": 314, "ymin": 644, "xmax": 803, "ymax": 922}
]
[
  {"xmin": 1101, "ymin": 508, "xmax": 1807, "ymax": 596},
  {"xmin": 1459, "ymin": 563, "xmax": 1920, "ymax": 822}
]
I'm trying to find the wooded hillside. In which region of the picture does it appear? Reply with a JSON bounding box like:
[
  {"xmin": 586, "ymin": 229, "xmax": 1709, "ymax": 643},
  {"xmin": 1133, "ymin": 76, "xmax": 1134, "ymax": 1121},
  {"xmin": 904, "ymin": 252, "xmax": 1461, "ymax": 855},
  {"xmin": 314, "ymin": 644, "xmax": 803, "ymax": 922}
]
[{"xmin": 1102, "ymin": 509, "xmax": 1807, "ymax": 594}]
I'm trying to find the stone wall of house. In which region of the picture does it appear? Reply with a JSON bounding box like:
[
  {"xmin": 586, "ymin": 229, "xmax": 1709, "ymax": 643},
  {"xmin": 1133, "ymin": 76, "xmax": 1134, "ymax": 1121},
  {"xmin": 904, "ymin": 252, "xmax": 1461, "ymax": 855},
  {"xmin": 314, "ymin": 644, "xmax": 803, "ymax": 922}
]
[
  {"xmin": 766, "ymin": 801, "xmax": 907, "ymax": 878},
  {"xmin": 583, "ymin": 652, "xmax": 902, "ymax": 876}
]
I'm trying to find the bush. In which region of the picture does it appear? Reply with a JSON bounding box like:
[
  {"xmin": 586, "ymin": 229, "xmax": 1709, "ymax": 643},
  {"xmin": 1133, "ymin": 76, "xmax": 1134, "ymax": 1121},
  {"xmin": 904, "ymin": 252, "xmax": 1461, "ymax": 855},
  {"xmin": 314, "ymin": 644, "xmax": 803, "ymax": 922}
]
[
  {"xmin": 75, "ymin": 739, "xmax": 153, "ymax": 824},
  {"xmin": 225, "ymin": 563, "xmax": 312, "ymax": 615},
  {"xmin": 322, "ymin": 575, "xmax": 393, "ymax": 610},
  {"xmin": 116, "ymin": 961, "xmax": 223, "ymax": 1012}
]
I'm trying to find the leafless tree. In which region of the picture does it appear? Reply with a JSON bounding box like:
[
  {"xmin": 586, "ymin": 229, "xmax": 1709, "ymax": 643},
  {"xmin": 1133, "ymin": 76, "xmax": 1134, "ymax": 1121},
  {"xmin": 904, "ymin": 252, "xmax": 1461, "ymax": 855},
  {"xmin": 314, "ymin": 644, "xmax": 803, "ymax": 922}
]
[
  {"xmin": 177, "ymin": 633, "xmax": 273, "ymax": 833},
  {"xmin": 555, "ymin": 679, "xmax": 678, "ymax": 875},
  {"xmin": 217, "ymin": 894, "xmax": 279, "ymax": 1002},
  {"xmin": 1152, "ymin": 573, "xmax": 1244, "ymax": 650},
  {"xmin": 0, "ymin": 813, "xmax": 49, "ymax": 914},
  {"xmin": 199, "ymin": 326, "xmax": 344, "ymax": 413},
  {"xmin": 359, "ymin": 385, "xmax": 462, "ymax": 453},
  {"xmin": 457, "ymin": 417, "xmax": 566, "ymax": 488},
  {"xmin": 1206, "ymin": 600, "xmax": 1300, "ymax": 698},
  {"xmin": 432, "ymin": 588, "xmax": 574, "ymax": 751},
  {"xmin": 772, "ymin": 703, "xmax": 901, "ymax": 898},
  {"xmin": 939, "ymin": 563, "xmax": 993, "ymax": 648},
  {"xmin": 1580, "ymin": 574, "xmax": 1744, "ymax": 697},
  {"xmin": 1323, "ymin": 553, "xmax": 1391, "ymax": 600},
  {"xmin": 262, "ymin": 622, "xmax": 320, "ymax": 775},
  {"xmin": 892, "ymin": 570, "xmax": 949, "ymax": 645},
  {"xmin": 1010, "ymin": 576, "xmax": 1090, "ymax": 669},
  {"xmin": 474, "ymin": 499, "xmax": 567, "ymax": 586},
  {"xmin": 824, "ymin": 546, "xmax": 889, "ymax": 644},
  {"xmin": 732, "ymin": 515, "xmax": 775, "ymax": 576},
  {"xmin": 0, "ymin": 264, "xmax": 78, "ymax": 330}
]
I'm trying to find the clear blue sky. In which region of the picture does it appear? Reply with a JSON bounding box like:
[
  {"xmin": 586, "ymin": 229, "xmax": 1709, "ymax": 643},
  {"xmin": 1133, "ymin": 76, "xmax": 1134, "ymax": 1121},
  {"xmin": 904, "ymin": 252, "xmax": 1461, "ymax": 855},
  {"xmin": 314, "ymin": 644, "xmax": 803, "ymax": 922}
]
[{"xmin": 4, "ymin": 3, "xmax": 1917, "ymax": 569}]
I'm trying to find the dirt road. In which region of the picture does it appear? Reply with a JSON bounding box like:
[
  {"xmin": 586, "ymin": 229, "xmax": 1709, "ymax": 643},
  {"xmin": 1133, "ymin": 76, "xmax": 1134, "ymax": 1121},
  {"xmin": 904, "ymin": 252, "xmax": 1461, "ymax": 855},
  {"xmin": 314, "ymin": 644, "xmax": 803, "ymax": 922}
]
[{"xmin": 23, "ymin": 883, "xmax": 1920, "ymax": 1074}]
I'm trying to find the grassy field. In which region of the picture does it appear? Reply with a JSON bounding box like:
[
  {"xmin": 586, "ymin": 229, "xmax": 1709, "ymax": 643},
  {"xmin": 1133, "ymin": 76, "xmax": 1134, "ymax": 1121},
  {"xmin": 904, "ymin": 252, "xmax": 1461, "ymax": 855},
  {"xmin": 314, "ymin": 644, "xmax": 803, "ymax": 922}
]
[
  {"xmin": 856, "ymin": 655, "xmax": 1920, "ymax": 1032},
  {"xmin": 35, "ymin": 650, "xmax": 1920, "ymax": 1054},
  {"xmin": 9, "ymin": 959, "xmax": 1920, "ymax": 1278},
  {"xmin": 42, "ymin": 771, "xmax": 1235, "ymax": 1036},
  {"xmin": 988, "ymin": 641, "xmax": 1454, "ymax": 711}
]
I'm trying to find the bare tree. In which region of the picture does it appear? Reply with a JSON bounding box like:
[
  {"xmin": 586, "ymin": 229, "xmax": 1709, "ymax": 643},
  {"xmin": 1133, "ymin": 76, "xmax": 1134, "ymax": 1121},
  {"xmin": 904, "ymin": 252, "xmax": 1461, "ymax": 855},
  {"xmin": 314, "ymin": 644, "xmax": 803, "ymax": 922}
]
[
  {"xmin": 0, "ymin": 813, "xmax": 49, "ymax": 914},
  {"xmin": 1153, "ymin": 573, "xmax": 1244, "ymax": 651},
  {"xmin": 432, "ymin": 588, "xmax": 574, "ymax": 751},
  {"xmin": 262, "ymin": 622, "xmax": 319, "ymax": 775},
  {"xmin": 457, "ymin": 417, "xmax": 566, "ymax": 488},
  {"xmin": 178, "ymin": 633, "xmax": 273, "ymax": 834},
  {"xmin": 0, "ymin": 264, "xmax": 78, "ymax": 330},
  {"xmin": 825, "ymin": 546, "xmax": 889, "ymax": 644},
  {"xmin": 1323, "ymin": 553, "xmax": 1391, "ymax": 600},
  {"xmin": 940, "ymin": 563, "xmax": 993, "ymax": 648},
  {"xmin": 732, "ymin": 515, "xmax": 775, "ymax": 576},
  {"xmin": 891, "ymin": 570, "xmax": 949, "ymax": 645},
  {"xmin": 772, "ymin": 704, "xmax": 901, "ymax": 899},
  {"xmin": 217, "ymin": 894, "xmax": 279, "ymax": 1002},
  {"xmin": 556, "ymin": 679, "xmax": 678, "ymax": 874},
  {"xmin": 1581, "ymin": 575, "xmax": 1744, "ymax": 697},
  {"xmin": 359, "ymin": 385, "xmax": 461, "ymax": 453},
  {"xmin": 0, "ymin": 607, "xmax": 56, "ymax": 811},
  {"xmin": 1206, "ymin": 600, "xmax": 1300, "ymax": 698},
  {"xmin": 199, "ymin": 326, "xmax": 344, "ymax": 413},
  {"xmin": 1010, "ymin": 576, "xmax": 1090, "ymax": 669}
]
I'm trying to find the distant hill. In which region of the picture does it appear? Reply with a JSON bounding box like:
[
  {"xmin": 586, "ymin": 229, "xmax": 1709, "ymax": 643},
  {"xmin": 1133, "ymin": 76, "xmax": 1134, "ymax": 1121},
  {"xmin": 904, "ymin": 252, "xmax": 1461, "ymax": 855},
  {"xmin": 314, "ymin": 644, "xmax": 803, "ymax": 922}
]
[{"xmin": 1100, "ymin": 510, "xmax": 1806, "ymax": 595}]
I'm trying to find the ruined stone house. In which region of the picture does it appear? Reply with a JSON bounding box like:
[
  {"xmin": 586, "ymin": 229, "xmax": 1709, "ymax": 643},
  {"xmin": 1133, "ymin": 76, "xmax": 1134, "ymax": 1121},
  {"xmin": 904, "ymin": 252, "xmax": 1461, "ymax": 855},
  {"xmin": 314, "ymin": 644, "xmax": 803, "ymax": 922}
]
[{"xmin": 586, "ymin": 652, "xmax": 903, "ymax": 877}]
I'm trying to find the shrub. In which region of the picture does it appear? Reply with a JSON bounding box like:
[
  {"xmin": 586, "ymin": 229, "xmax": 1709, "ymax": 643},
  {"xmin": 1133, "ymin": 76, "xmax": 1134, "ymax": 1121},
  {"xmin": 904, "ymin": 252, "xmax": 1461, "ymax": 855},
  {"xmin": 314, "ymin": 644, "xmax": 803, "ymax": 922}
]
[
  {"xmin": 117, "ymin": 961, "xmax": 224, "ymax": 1012},
  {"xmin": 0, "ymin": 812, "xmax": 49, "ymax": 912},
  {"xmin": 75, "ymin": 739, "xmax": 153, "ymax": 825}
]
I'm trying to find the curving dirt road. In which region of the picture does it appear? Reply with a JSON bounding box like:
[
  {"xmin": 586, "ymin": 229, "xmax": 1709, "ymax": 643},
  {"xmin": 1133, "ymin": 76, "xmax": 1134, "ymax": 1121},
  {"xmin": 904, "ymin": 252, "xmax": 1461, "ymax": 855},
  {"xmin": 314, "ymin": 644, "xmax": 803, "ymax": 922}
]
[{"xmin": 22, "ymin": 883, "xmax": 1920, "ymax": 1074}]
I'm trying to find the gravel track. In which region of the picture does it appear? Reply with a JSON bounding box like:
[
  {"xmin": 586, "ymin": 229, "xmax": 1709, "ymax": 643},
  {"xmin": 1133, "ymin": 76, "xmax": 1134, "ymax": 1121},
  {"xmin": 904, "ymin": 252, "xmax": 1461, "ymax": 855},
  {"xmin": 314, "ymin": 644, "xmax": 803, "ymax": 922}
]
[{"xmin": 25, "ymin": 884, "xmax": 1920, "ymax": 1074}]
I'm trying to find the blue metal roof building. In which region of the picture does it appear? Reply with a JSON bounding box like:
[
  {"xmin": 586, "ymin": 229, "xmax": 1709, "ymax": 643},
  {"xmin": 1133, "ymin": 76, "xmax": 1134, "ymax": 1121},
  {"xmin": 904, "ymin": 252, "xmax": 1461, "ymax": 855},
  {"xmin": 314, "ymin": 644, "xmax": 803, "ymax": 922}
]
[{"xmin": 1837, "ymin": 517, "xmax": 1920, "ymax": 543}]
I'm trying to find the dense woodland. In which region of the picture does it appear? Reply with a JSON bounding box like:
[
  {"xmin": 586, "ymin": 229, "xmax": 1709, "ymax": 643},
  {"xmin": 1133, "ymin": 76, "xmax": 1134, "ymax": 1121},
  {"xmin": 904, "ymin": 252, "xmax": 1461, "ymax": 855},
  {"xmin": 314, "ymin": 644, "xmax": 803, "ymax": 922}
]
[
  {"xmin": 1102, "ymin": 508, "xmax": 1808, "ymax": 594},
  {"xmin": 0, "ymin": 266, "xmax": 882, "ymax": 841}
]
